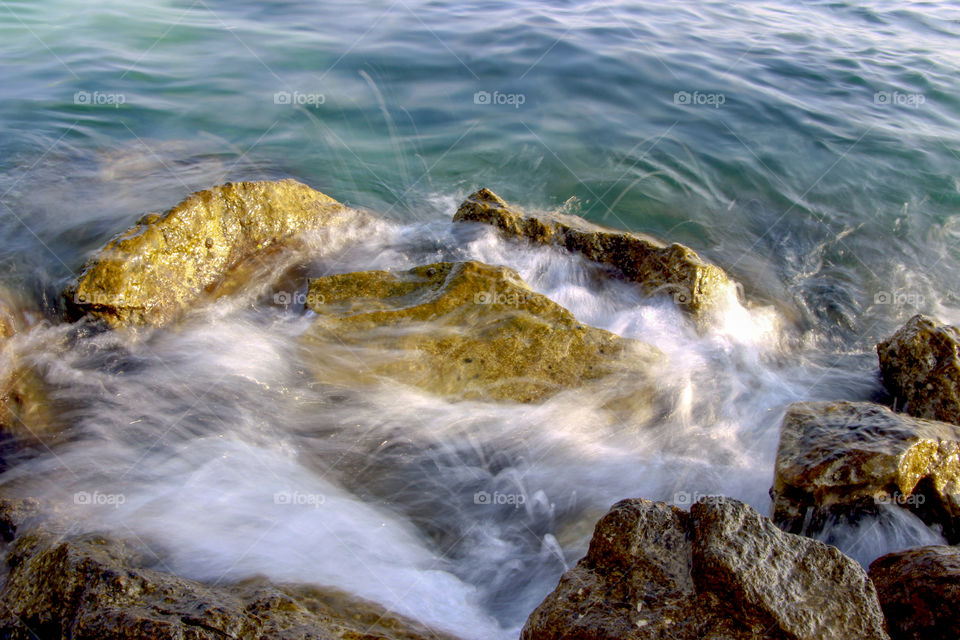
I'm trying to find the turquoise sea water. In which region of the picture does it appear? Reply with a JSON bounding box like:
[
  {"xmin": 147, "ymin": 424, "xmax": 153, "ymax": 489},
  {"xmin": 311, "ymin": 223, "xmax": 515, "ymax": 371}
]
[
  {"xmin": 2, "ymin": 1, "xmax": 960, "ymax": 637},
  {"xmin": 3, "ymin": 0, "xmax": 959, "ymax": 337}
]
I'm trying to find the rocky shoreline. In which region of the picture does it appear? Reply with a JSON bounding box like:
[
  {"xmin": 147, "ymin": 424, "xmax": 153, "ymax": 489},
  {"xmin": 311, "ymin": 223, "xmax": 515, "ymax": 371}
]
[{"xmin": 1, "ymin": 178, "xmax": 959, "ymax": 638}]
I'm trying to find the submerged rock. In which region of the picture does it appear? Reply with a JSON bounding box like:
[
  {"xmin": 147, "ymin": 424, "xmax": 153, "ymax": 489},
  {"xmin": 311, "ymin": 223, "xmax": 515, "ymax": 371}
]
[
  {"xmin": 453, "ymin": 188, "xmax": 734, "ymax": 318},
  {"xmin": 770, "ymin": 401, "xmax": 960, "ymax": 542},
  {"xmin": 521, "ymin": 497, "xmax": 888, "ymax": 640},
  {"xmin": 869, "ymin": 545, "xmax": 960, "ymax": 640},
  {"xmin": 0, "ymin": 302, "xmax": 16, "ymax": 343},
  {"xmin": 0, "ymin": 363, "xmax": 54, "ymax": 459},
  {"xmin": 64, "ymin": 179, "xmax": 368, "ymax": 328},
  {"xmin": 0, "ymin": 295, "xmax": 54, "ymax": 467},
  {"xmin": 0, "ymin": 517, "xmax": 461, "ymax": 640},
  {"xmin": 303, "ymin": 260, "xmax": 662, "ymax": 404},
  {"xmin": 878, "ymin": 314, "xmax": 960, "ymax": 425}
]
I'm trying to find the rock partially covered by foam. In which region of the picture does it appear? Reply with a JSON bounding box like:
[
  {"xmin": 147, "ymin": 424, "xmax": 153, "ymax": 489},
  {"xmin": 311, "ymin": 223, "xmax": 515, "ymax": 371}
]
[
  {"xmin": 454, "ymin": 188, "xmax": 735, "ymax": 318},
  {"xmin": 521, "ymin": 497, "xmax": 888, "ymax": 640},
  {"xmin": 64, "ymin": 179, "xmax": 369, "ymax": 328},
  {"xmin": 0, "ymin": 499, "xmax": 462, "ymax": 640},
  {"xmin": 770, "ymin": 401, "xmax": 960, "ymax": 542},
  {"xmin": 304, "ymin": 260, "xmax": 663, "ymax": 404},
  {"xmin": 0, "ymin": 291, "xmax": 55, "ymax": 469}
]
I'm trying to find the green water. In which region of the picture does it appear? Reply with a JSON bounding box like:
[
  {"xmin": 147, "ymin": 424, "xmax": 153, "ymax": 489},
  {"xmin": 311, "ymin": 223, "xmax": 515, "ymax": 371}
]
[{"xmin": 2, "ymin": 0, "xmax": 958, "ymax": 344}]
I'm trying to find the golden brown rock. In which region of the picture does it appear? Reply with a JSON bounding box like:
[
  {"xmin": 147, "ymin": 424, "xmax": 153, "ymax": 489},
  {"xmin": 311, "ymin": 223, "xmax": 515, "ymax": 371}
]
[
  {"xmin": 0, "ymin": 523, "xmax": 462, "ymax": 640},
  {"xmin": 454, "ymin": 188, "xmax": 734, "ymax": 317},
  {"xmin": 522, "ymin": 497, "xmax": 888, "ymax": 640},
  {"xmin": 303, "ymin": 261, "xmax": 662, "ymax": 404},
  {"xmin": 878, "ymin": 314, "xmax": 960, "ymax": 426},
  {"xmin": 0, "ymin": 294, "xmax": 55, "ymax": 466},
  {"xmin": 869, "ymin": 545, "xmax": 960, "ymax": 640},
  {"xmin": 64, "ymin": 179, "xmax": 367, "ymax": 328},
  {"xmin": 0, "ymin": 363, "xmax": 54, "ymax": 456},
  {"xmin": 771, "ymin": 401, "xmax": 960, "ymax": 541}
]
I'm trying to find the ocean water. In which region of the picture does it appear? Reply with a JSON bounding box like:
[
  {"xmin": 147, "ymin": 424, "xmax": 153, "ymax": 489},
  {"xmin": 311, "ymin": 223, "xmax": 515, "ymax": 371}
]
[{"xmin": 1, "ymin": 1, "xmax": 959, "ymax": 638}]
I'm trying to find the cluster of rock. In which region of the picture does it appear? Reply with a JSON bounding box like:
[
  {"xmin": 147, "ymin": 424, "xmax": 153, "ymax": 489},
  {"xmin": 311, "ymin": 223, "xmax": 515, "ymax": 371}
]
[
  {"xmin": 3, "ymin": 178, "xmax": 960, "ymax": 638},
  {"xmin": 63, "ymin": 183, "xmax": 735, "ymax": 333},
  {"xmin": 58, "ymin": 182, "xmax": 731, "ymax": 406},
  {"xmin": 0, "ymin": 180, "xmax": 742, "ymax": 638},
  {"xmin": 517, "ymin": 310, "xmax": 960, "ymax": 638},
  {"xmin": 765, "ymin": 312, "xmax": 960, "ymax": 640}
]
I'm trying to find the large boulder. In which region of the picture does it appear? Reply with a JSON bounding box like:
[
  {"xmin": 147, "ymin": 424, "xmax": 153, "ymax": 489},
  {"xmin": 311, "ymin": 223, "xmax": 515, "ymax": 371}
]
[
  {"xmin": 878, "ymin": 314, "xmax": 960, "ymax": 425},
  {"xmin": 521, "ymin": 497, "xmax": 888, "ymax": 640},
  {"xmin": 64, "ymin": 179, "xmax": 368, "ymax": 328},
  {"xmin": 770, "ymin": 401, "xmax": 960, "ymax": 542},
  {"xmin": 303, "ymin": 260, "xmax": 662, "ymax": 404},
  {"xmin": 0, "ymin": 506, "xmax": 461, "ymax": 640},
  {"xmin": 869, "ymin": 545, "xmax": 960, "ymax": 640},
  {"xmin": 453, "ymin": 188, "xmax": 735, "ymax": 318}
]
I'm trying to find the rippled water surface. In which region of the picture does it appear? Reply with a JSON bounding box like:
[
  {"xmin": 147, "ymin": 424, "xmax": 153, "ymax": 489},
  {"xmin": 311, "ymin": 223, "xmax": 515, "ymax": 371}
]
[{"xmin": 2, "ymin": 1, "xmax": 960, "ymax": 637}]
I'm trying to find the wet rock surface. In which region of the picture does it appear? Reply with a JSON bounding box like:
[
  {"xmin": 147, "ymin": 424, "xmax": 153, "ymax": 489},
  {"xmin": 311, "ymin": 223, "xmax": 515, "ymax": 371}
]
[
  {"xmin": 0, "ymin": 500, "xmax": 462, "ymax": 640},
  {"xmin": 878, "ymin": 314, "xmax": 960, "ymax": 426},
  {"xmin": 770, "ymin": 401, "xmax": 960, "ymax": 542},
  {"xmin": 453, "ymin": 188, "xmax": 734, "ymax": 318},
  {"xmin": 521, "ymin": 496, "xmax": 888, "ymax": 640},
  {"xmin": 64, "ymin": 179, "xmax": 368, "ymax": 328},
  {"xmin": 304, "ymin": 260, "xmax": 663, "ymax": 404},
  {"xmin": 869, "ymin": 545, "xmax": 960, "ymax": 640},
  {"xmin": 0, "ymin": 296, "xmax": 55, "ymax": 469}
]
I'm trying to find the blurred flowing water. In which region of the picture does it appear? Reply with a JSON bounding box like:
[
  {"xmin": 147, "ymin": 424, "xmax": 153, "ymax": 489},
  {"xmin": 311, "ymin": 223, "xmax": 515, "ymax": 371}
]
[{"xmin": 1, "ymin": 1, "xmax": 959, "ymax": 637}]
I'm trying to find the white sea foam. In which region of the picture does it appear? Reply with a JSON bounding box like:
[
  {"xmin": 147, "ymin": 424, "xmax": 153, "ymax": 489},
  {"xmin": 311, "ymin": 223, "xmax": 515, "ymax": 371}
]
[{"xmin": 0, "ymin": 210, "xmax": 942, "ymax": 638}]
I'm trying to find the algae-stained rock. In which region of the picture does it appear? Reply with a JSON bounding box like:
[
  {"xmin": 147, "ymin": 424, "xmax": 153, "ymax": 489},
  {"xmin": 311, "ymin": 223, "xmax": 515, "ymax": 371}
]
[
  {"xmin": 0, "ymin": 363, "xmax": 53, "ymax": 451},
  {"xmin": 521, "ymin": 497, "xmax": 888, "ymax": 640},
  {"xmin": 878, "ymin": 314, "xmax": 960, "ymax": 426},
  {"xmin": 770, "ymin": 401, "xmax": 960, "ymax": 542},
  {"xmin": 0, "ymin": 527, "xmax": 462, "ymax": 640},
  {"xmin": 304, "ymin": 260, "xmax": 661, "ymax": 403},
  {"xmin": 0, "ymin": 286, "xmax": 29, "ymax": 345},
  {"xmin": 869, "ymin": 545, "xmax": 960, "ymax": 640},
  {"xmin": 454, "ymin": 188, "xmax": 734, "ymax": 317},
  {"xmin": 65, "ymin": 179, "xmax": 365, "ymax": 328},
  {"xmin": 0, "ymin": 296, "xmax": 54, "ymax": 465}
]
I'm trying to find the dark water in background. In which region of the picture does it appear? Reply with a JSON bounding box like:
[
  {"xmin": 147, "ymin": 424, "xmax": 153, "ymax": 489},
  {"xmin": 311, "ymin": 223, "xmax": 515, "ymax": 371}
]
[{"xmin": 1, "ymin": 1, "xmax": 960, "ymax": 637}]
